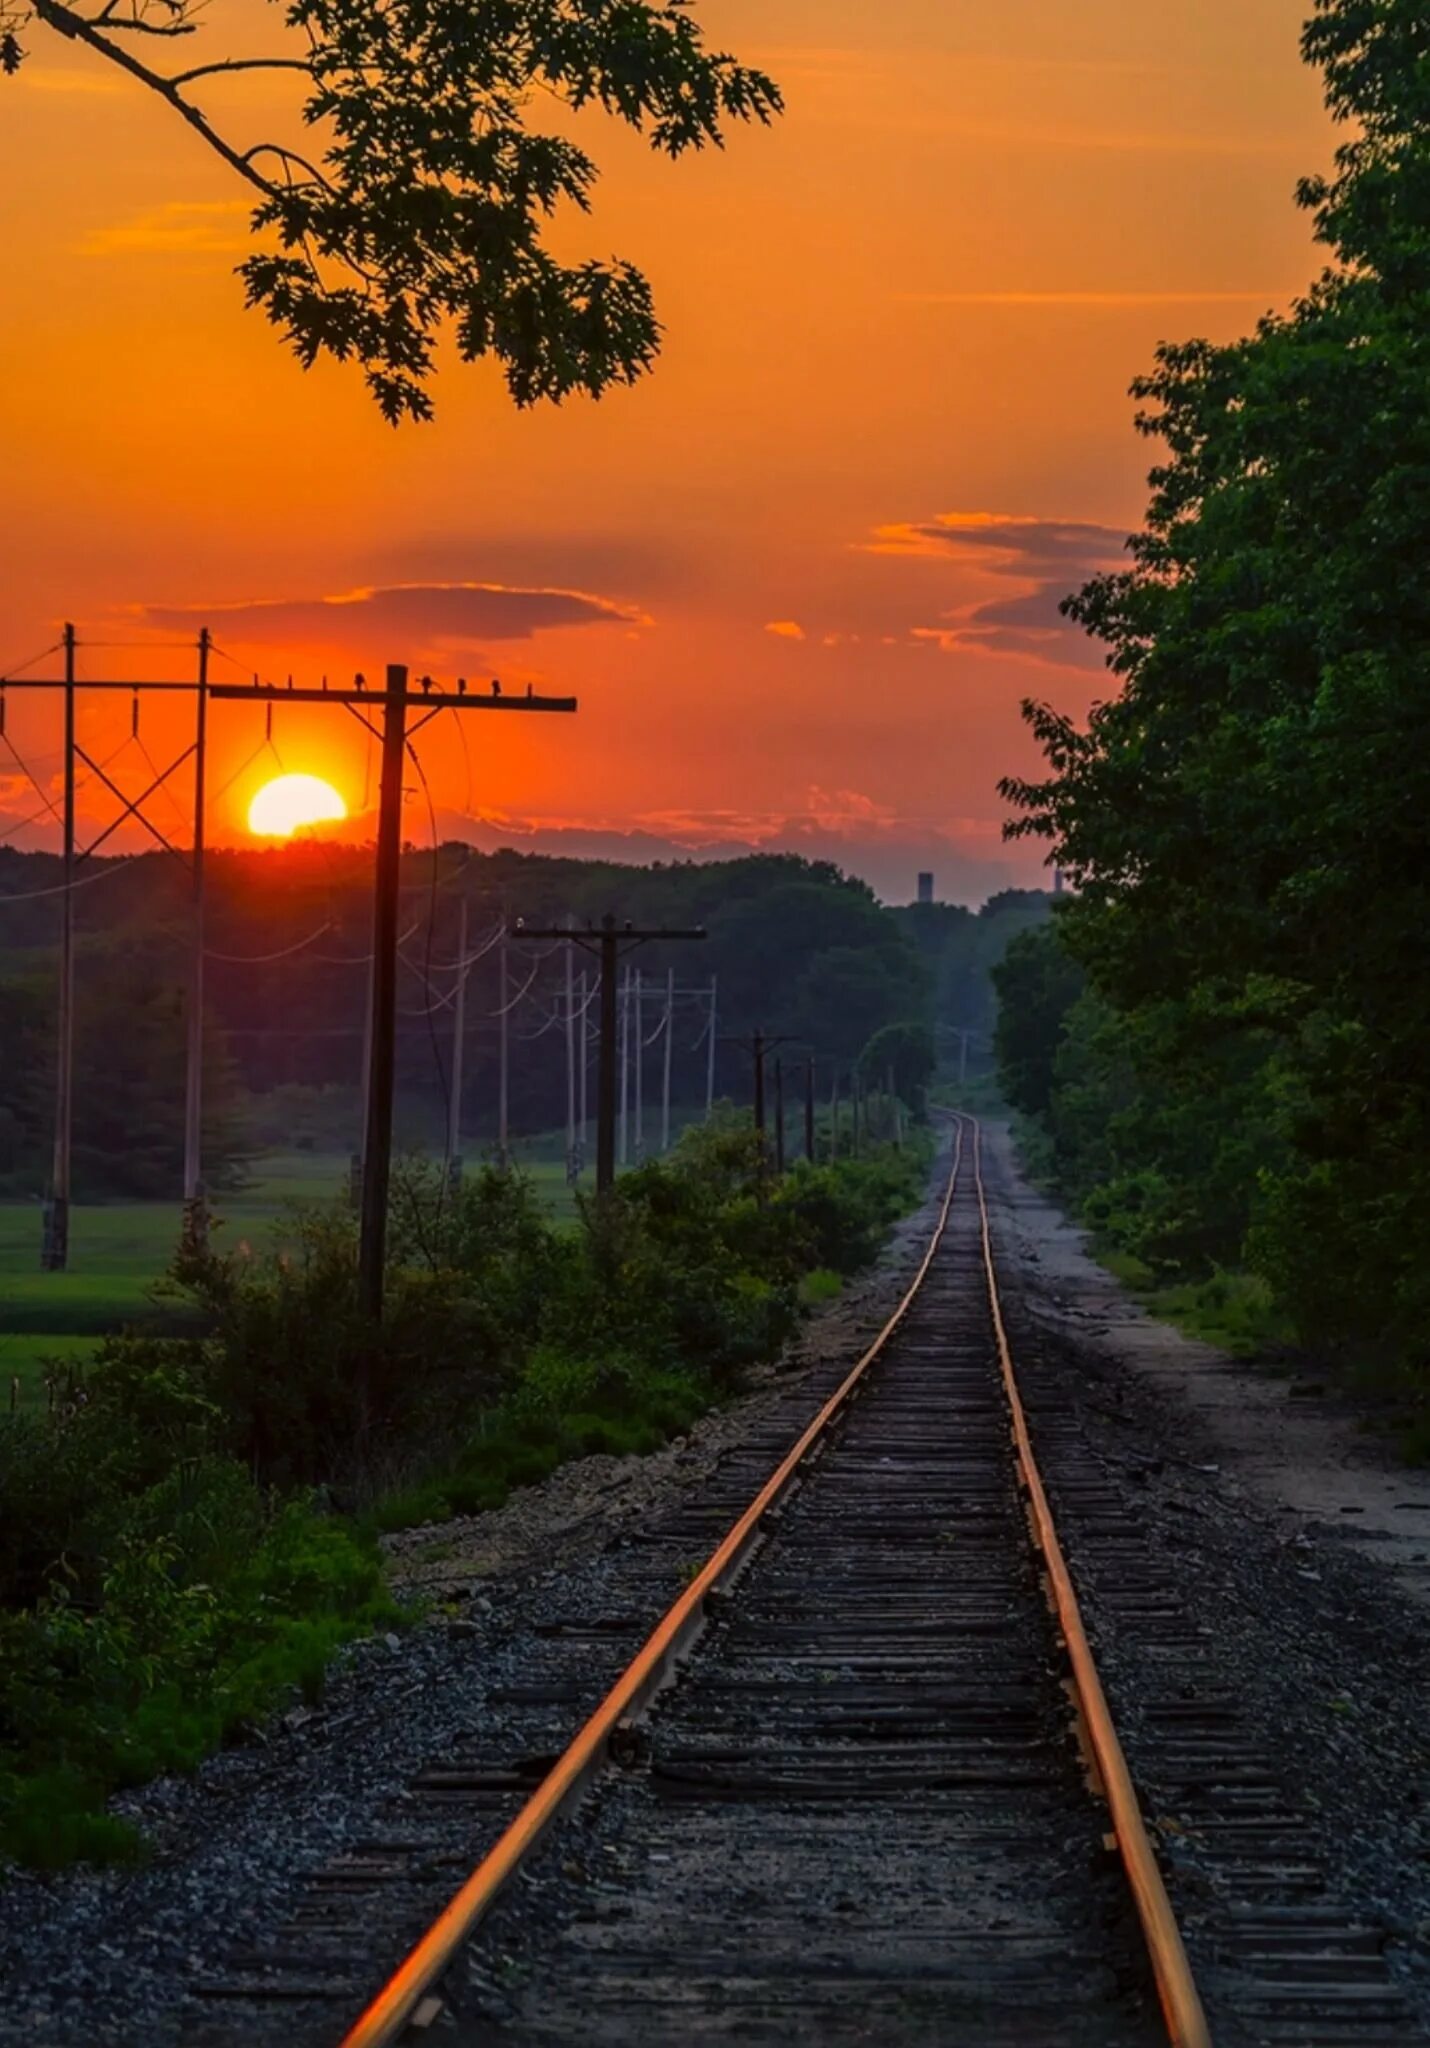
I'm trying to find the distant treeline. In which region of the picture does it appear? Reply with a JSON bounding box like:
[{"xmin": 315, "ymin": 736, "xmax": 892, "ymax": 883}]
[{"xmin": 0, "ymin": 843, "xmax": 1048, "ymax": 1196}]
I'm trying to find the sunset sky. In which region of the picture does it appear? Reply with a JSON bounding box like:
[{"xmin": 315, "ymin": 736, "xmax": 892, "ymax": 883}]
[{"xmin": 0, "ymin": 2, "xmax": 1334, "ymax": 902}]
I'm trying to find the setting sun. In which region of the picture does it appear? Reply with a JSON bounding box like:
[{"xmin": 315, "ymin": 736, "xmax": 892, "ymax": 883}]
[{"xmin": 247, "ymin": 773, "xmax": 348, "ymax": 839}]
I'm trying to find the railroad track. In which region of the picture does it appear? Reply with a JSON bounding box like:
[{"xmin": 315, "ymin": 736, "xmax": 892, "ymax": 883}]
[
  {"xmin": 194, "ymin": 1116, "xmax": 1419, "ymax": 2048},
  {"xmin": 336, "ymin": 1117, "xmax": 1201, "ymax": 2047}
]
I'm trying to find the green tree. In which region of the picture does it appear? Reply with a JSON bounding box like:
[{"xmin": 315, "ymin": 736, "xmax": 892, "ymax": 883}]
[
  {"xmin": 3, "ymin": 0, "xmax": 780, "ymax": 420},
  {"xmin": 1000, "ymin": 0, "xmax": 1430, "ymax": 1366}
]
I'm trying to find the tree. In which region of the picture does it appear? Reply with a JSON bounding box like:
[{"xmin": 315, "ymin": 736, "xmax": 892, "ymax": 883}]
[
  {"xmin": 998, "ymin": 0, "xmax": 1430, "ymax": 1364},
  {"xmin": 3, "ymin": 0, "xmax": 781, "ymax": 421}
]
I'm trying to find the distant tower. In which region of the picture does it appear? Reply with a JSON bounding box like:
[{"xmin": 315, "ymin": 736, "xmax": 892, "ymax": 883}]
[
  {"xmin": 917, "ymin": 872, "xmax": 935, "ymax": 905},
  {"xmin": 1052, "ymin": 865, "xmax": 1065, "ymax": 895}
]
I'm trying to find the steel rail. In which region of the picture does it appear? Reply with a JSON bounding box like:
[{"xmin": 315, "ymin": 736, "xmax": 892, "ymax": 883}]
[
  {"xmin": 339, "ymin": 1128, "xmax": 966, "ymax": 2048},
  {"xmin": 340, "ymin": 1115, "xmax": 1209, "ymax": 2048},
  {"xmin": 966, "ymin": 1114, "xmax": 1212, "ymax": 2048}
]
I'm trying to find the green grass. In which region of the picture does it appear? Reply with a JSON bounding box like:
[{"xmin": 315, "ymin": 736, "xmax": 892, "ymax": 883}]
[
  {"xmin": 0, "ymin": 1152, "xmax": 350, "ymax": 1407},
  {"xmin": 1096, "ymin": 1247, "xmax": 1290, "ymax": 1359},
  {"xmin": 0, "ymin": 1144, "xmax": 645, "ymax": 1408}
]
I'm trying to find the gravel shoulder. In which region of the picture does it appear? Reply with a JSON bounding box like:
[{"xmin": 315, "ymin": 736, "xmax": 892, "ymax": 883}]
[{"xmin": 980, "ymin": 1121, "xmax": 1430, "ymax": 1608}]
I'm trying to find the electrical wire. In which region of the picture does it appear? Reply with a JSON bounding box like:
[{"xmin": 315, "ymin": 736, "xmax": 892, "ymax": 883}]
[
  {"xmin": 204, "ymin": 922, "xmax": 334, "ymax": 964},
  {"xmin": 0, "ymin": 859, "xmax": 135, "ymax": 905},
  {"xmin": 0, "ymin": 641, "xmax": 61, "ymax": 682}
]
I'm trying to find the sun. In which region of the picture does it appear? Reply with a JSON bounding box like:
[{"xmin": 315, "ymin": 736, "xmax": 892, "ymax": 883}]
[{"xmin": 248, "ymin": 773, "xmax": 348, "ymax": 839}]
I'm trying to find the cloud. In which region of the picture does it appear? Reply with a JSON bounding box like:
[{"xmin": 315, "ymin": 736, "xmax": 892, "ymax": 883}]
[
  {"xmin": 20, "ymin": 67, "xmax": 124, "ymax": 96},
  {"xmin": 139, "ymin": 581, "xmax": 647, "ymax": 652},
  {"xmin": 868, "ymin": 512, "xmax": 1128, "ymax": 670},
  {"xmin": 765, "ymin": 620, "xmax": 806, "ymax": 641},
  {"xmin": 901, "ymin": 290, "xmax": 1289, "ymax": 309},
  {"xmin": 81, "ymin": 202, "xmax": 252, "ymax": 258}
]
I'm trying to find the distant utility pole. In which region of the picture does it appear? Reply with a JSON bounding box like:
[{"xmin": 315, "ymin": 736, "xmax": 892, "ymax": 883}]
[
  {"xmin": 564, "ymin": 935, "xmax": 577, "ymax": 1183},
  {"xmin": 618, "ymin": 964, "xmax": 631, "ymax": 1167},
  {"xmin": 805, "ymin": 1056, "xmax": 816, "ymax": 1164},
  {"xmin": 722, "ymin": 1028, "xmax": 794, "ymax": 1184},
  {"xmin": 578, "ymin": 968, "xmax": 590, "ymax": 1160},
  {"xmin": 661, "ymin": 965, "xmax": 675, "ymax": 1153},
  {"xmin": 446, "ymin": 897, "xmax": 469, "ymax": 1179},
  {"xmin": 497, "ymin": 929, "xmax": 510, "ymax": 1169},
  {"xmin": 705, "ymin": 974, "xmax": 718, "ymax": 1118},
  {"xmin": 513, "ymin": 916, "xmax": 706, "ymax": 1195},
  {"xmin": 208, "ymin": 664, "xmax": 577, "ymax": 1322},
  {"xmin": 634, "ymin": 966, "xmax": 645, "ymax": 1161}
]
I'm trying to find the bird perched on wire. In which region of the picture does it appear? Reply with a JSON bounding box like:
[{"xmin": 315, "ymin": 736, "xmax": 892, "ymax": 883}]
[{"xmin": 491, "ymin": 678, "xmax": 503, "ymax": 697}]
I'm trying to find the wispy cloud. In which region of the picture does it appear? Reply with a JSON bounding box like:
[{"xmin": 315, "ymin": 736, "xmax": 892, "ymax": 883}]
[
  {"xmin": 81, "ymin": 202, "xmax": 252, "ymax": 258},
  {"xmin": 765, "ymin": 619, "xmax": 806, "ymax": 641},
  {"xmin": 20, "ymin": 67, "xmax": 123, "ymax": 96},
  {"xmin": 869, "ymin": 512, "xmax": 1128, "ymax": 671},
  {"xmin": 901, "ymin": 290, "xmax": 1289, "ymax": 309},
  {"xmin": 140, "ymin": 581, "xmax": 648, "ymax": 651}
]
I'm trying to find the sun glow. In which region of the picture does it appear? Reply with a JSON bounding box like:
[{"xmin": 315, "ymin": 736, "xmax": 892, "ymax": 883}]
[{"xmin": 247, "ymin": 773, "xmax": 348, "ymax": 838}]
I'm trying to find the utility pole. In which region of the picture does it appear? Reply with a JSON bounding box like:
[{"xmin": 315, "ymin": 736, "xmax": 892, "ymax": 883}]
[
  {"xmin": 497, "ymin": 930, "xmax": 510, "ymax": 1169},
  {"xmin": 578, "ymin": 967, "xmax": 589, "ymax": 1165},
  {"xmin": 42, "ymin": 623, "xmax": 77, "ymax": 1272},
  {"xmin": 634, "ymin": 967, "xmax": 644, "ymax": 1161},
  {"xmin": 564, "ymin": 930, "xmax": 577, "ymax": 1183},
  {"xmin": 705, "ymin": 974, "xmax": 718, "ymax": 1119},
  {"xmin": 447, "ymin": 896, "xmax": 469, "ymax": 1180},
  {"xmin": 356, "ymin": 662, "xmax": 408, "ymax": 1322},
  {"xmin": 661, "ymin": 965, "xmax": 674, "ymax": 1152},
  {"xmin": 9, "ymin": 631, "xmax": 221, "ymax": 1268},
  {"xmin": 773, "ymin": 1056, "xmax": 786, "ymax": 1176},
  {"xmin": 512, "ymin": 916, "xmax": 706, "ymax": 1196},
  {"xmin": 180, "ymin": 626, "xmax": 210, "ymax": 1251},
  {"xmin": 829, "ymin": 1068, "xmax": 840, "ymax": 1161},
  {"xmin": 351, "ymin": 945, "xmax": 376, "ymax": 1210},
  {"xmin": 619, "ymin": 965, "xmax": 631, "ymax": 1167},
  {"xmin": 805, "ymin": 1055, "xmax": 816, "ymax": 1164},
  {"xmin": 207, "ymin": 666, "xmax": 576, "ymax": 1319}
]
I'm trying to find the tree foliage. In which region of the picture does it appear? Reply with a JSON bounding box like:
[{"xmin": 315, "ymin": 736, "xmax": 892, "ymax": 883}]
[
  {"xmin": 998, "ymin": 0, "xmax": 1430, "ymax": 1377},
  {"xmin": 5, "ymin": 0, "xmax": 780, "ymax": 419}
]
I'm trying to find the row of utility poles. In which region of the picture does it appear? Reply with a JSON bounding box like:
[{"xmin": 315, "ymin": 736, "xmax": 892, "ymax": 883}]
[
  {"xmin": 0, "ymin": 635, "xmax": 576, "ymax": 1308},
  {"xmin": 2, "ymin": 631, "xmax": 910, "ymax": 1322}
]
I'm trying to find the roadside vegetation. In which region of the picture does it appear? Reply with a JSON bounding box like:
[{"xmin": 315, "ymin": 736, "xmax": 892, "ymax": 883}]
[
  {"xmin": 0, "ymin": 1115, "xmax": 930, "ymax": 1871},
  {"xmin": 996, "ymin": 2, "xmax": 1430, "ymax": 1448}
]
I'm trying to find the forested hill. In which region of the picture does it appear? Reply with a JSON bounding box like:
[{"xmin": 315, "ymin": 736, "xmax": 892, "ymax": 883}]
[{"xmin": 0, "ymin": 844, "xmax": 1049, "ymax": 1195}]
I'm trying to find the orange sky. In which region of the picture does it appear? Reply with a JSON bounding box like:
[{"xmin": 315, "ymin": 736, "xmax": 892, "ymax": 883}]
[{"xmin": 0, "ymin": 2, "xmax": 1334, "ymax": 900}]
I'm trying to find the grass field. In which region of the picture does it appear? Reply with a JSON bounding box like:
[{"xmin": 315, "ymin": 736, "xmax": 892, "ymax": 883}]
[{"xmin": 0, "ymin": 1144, "xmax": 596, "ymax": 1411}]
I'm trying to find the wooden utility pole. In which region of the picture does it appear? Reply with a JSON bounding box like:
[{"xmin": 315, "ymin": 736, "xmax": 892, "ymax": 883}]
[
  {"xmin": 497, "ymin": 930, "xmax": 510, "ymax": 1169},
  {"xmin": 578, "ymin": 967, "xmax": 589, "ymax": 1161},
  {"xmin": 634, "ymin": 967, "xmax": 644, "ymax": 1161},
  {"xmin": 356, "ymin": 662, "xmax": 409, "ymax": 1320},
  {"xmin": 42, "ymin": 623, "xmax": 77, "ymax": 1272},
  {"xmin": 564, "ymin": 932, "xmax": 577, "ymax": 1181},
  {"xmin": 181, "ymin": 627, "xmax": 211, "ymax": 1247},
  {"xmin": 5, "ymin": 633, "xmax": 210, "ymax": 1269},
  {"xmin": 618, "ymin": 964, "xmax": 631, "ymax": 1167},
  {"xmin": 207, "ymin": 668, "xmax": 577, "ymax": 1318},
  {"xmin": 661, "ymin": 965, "xmax": 675, "ymax": 1152},
  {"xmin": 705, "ymin": 974, "xmax": 718, "ymax": 1118},
  {"xmin": 512, "ymin": 917, "xmax": 706, "ymax": 1196},
  {"xmin": 446, "ymin": 896, "xmax": 469, "ymax": 1178}
]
